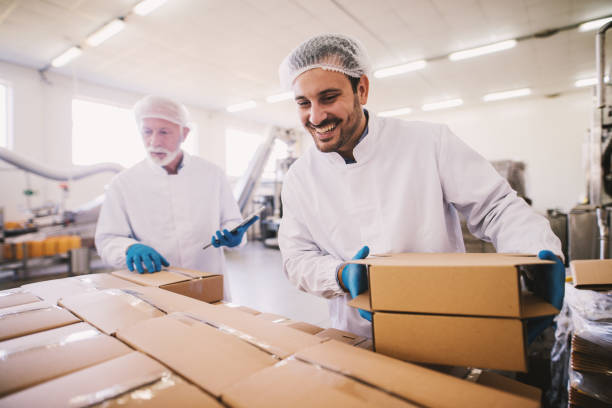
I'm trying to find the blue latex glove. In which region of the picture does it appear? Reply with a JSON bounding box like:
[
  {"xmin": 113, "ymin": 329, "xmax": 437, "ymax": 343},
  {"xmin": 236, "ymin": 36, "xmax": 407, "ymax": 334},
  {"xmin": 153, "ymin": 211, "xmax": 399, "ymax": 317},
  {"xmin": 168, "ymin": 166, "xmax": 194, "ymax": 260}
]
[
  {"xmin": 526, "ymin": 250, "xmax": 565, "ymax": 343},
  {"xmin": 340, "ymin": 246, "xmax": 372, "ymax": 321},
  {"xmin": 211, "ymin": 216, "xmax": 259, "ymax": 248},
  {"xmin": 126, "ymin": 244, "xmax": 169, "ymax": 274}
]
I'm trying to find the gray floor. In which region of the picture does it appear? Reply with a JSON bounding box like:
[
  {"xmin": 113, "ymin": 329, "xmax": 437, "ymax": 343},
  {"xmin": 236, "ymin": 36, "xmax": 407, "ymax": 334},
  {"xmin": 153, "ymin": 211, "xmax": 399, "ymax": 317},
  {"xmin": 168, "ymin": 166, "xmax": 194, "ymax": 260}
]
[{"xmin": 224, "ymin": 241, "xmax": 331, "ymax": 328}]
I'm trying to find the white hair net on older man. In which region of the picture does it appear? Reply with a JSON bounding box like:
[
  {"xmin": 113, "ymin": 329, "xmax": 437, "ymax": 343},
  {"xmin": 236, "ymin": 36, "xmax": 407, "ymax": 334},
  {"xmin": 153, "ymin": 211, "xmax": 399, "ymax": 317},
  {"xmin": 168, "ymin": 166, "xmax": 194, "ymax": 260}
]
[
  {"xmin": 133, "ymin": 95, "xmax": 190, "ymax": 127},
  {"xmin": 278, "ymin": 33, "xmax": 371, "ymax": 90}
]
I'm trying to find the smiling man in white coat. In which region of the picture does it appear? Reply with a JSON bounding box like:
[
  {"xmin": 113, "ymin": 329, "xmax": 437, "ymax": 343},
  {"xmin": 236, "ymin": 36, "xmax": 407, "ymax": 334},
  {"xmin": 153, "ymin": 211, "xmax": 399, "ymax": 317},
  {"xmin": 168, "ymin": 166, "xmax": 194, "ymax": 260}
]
[
  {"xmin": 277, "ymin": 34, "xmax": 564, "ymax": 339},
  {"xmin": 95, "ymin": 95, "xmax": 256, "ymax": 300}
]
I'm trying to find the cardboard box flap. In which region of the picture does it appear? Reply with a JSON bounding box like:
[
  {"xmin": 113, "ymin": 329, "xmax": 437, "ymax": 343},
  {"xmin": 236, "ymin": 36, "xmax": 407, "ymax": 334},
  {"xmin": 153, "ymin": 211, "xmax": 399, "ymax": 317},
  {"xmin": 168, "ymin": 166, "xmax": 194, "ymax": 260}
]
[
  {"xmin": 184, "ymin": 302, "xmax": 324, "ymax": 358},
  {"xmin": 116, "ymin": 313, "xmax": 279, "ymax": 398},
  {"xmin": 112, "ymin": 267, "xmax": 214, "ymax": 287},
  {"xmin": 293, "ymin": 340, "xmax": 539, "ymax": 408},
  {"xmin": 315, "ymin": 328, "xmax": 367, "ymax": 346},
  {"xmin": 0, "ymin": 322, "xmax": 132, "ymax": 396},
  {"xmin": 520, "ymin": 293, "xmax": 559, "ymax": 318},
  {"xmin": 0, "ymin": 301, "xmax": 81, "ymax": 341},
  {"xmin": 59, "ymin": 289, "xmax": 165, "ymax": 334},
  {"xmin": 221, "ymin": 358, "xmax": 419, "ymax": 408},
  {"xmin": 345, "ymin": 252, "xmax": 553, "ymax": 267},
  {"xmin": 347, "ymin": 291, "xmax": 372, "ymax": 311},
  {"xmin": 0, "ymin": 352, "xmax": 223, "ymax": 408},
  {"xmin": 570, "ymin": 259, "xmax": 612, "ymax": 287},
  {"xmin": 475, "ymin": 371, "xmax": 541, "ymax": 402},
  {"xmin": 0, "ymin": 290, "xmax": 40, "ymax": 309},
  {"xmin": 21, "ymin": 274, "xmax": 140, "ymax": 304}
]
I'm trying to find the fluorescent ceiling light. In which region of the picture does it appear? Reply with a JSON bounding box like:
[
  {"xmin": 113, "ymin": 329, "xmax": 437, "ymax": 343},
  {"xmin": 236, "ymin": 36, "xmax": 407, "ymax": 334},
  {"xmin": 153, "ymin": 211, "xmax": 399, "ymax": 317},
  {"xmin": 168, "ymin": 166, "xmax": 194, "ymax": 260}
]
[
  {"xmin": 86, "ymin": 19, "xmax": 126, "ymax": 47},
  {"xmin": 449, "ymin": 40, "xmax": 517, "ymax": 61},
  {"xmin": 578, "ymin": 17, "xmax": 612, "ymax": 32},
  {"xmin": 133, "ymin": 0, "xmax": 169, "ymax": 16},
  {"xmin": 483, "ymin": 88, "xmax": 531, "ymax": 102},
  {"xmin": 226, "ymin": 101, "xmax": 256, "ymax": 112},
  {"xmin": 374, "ymin": 60, "xmax": 427, "ymax": 78},
  {"xmin": 378, "ymin": 107, "xmax": 413, "ymax": 117},
  {"xmin": 422, "ymin": 99, "xmax": 463, "ymax": 111},
  {"xmin": 51, "ymin": 46, "xmax": 83, "ymax": 67},
  {"xmin": 575, "ymin": 76, "xmax": 610, "ymax": 87},
  {"xmin": 266, "ymin": 92, "xmax": 294, "ymax": 103}
]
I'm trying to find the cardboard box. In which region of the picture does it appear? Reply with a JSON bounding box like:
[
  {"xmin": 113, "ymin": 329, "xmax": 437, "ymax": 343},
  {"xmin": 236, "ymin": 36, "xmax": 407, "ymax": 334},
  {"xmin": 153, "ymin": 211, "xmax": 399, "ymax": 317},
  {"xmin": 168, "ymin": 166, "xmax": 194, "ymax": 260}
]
[
  {"xmin": 0, "ymin": 289, "xmax": 40, "ymax": 309},
  {"xmin": 221, "ymin": 340, "xmax": 539, "ymax": 408},
  {"xmin": 0, "ymin": 301, "xmax": 80, "ymax": 341},
  {"xmin": 58, "ymin": 287, "xmax": 189, "ymax": 335},
  {"xmin": 0, "ymin": 351, "xmax": 223, "ymax": 407},
  {"xmin": 474, "ymin": 371, "xmax": 541, "ymax": 403},
  {"xmin": 112, "ymin": 267, "xmax": 223, "ymax": 304},
  {"xmin": 570, "ymin": 259, "xmax": 612, "ymax": 289},
  {"xmin": 347, "ymin": 253, "xmax": 559, "ymax": 371},
  {"xmin": 116, "ymin": 313, "xmax": 280, "ymax": 398},
  {"xmin": 21, "ymin": 273, "xmax": 141, "ymax": 305},
  {"xmin": 315, "ymin": 328, "xmax": 367, "ymax": 346},
  {"xmin": 0, "ymin": 322, "xmax": 131, "ymax": 396}
]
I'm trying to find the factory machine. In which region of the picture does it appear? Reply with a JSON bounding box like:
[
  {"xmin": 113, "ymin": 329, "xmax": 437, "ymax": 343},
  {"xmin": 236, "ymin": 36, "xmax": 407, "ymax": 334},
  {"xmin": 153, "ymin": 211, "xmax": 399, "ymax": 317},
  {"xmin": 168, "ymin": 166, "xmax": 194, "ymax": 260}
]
[
  {"xmin": 0, "ymin": 146, "xmax": 123, "ymax": 280},
  {"xmin": 555, "ymin": 21, "xmax": 612, "ymax": 262}
]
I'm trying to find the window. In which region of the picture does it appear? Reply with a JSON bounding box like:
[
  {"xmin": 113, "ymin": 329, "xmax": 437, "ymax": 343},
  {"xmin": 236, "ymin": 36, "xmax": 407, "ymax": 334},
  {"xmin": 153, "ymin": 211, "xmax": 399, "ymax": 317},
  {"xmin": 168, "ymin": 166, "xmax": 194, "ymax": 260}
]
[
  {"xmin": 0, "ymin": 82, "xmax": 10, "ymax": 149},
  {"xmin": 72, "ymin": 98, "xmax": 198, "ymax": 168},
  {"xmin": 225, "ymin": 128, "xmax": 288, "ymax": 180}
]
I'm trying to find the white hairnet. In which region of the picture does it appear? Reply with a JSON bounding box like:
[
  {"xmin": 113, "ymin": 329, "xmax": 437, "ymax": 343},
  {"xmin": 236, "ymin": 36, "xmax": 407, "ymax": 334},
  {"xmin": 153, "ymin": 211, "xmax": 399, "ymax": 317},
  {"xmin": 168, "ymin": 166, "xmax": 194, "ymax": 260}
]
[
  {"xmin": 133, "ymin": 95, "xmax": 190, "ymax": 127},
  {"xmin": 279, "ymin": 33, "xmax": 371, "ymax": 90}
]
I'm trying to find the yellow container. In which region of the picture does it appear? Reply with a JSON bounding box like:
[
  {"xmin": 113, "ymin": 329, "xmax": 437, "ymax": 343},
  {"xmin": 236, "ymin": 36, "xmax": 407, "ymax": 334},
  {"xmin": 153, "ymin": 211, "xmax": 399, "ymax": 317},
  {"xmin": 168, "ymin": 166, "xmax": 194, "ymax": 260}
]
[
  {"xmin": 68, "ymin": 235, "xmax": 82, "ymax": 250},
  {"xmin": 29, "ymin": 241, "xmax": 44, "ymax": 258},
  {"xmin": 14, "ymin": 243, "xmax": 25, "ymax": 260},
  {"xmin": 57, "ymin": 236, "xmax": 70, "ymax": 254},
  {"xmin": 2, "ymin": 244, "xmax": 13, "ymax": 260},
  {"xmin": 43, "ymin": 238, "xmax": 57, "ymax": 256}
]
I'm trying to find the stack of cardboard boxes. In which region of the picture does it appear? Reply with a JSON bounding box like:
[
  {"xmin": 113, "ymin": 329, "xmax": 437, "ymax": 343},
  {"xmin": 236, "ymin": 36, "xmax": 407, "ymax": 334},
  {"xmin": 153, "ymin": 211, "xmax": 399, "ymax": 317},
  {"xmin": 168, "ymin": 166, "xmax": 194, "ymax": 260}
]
[{"xmin": 0, "ymin": 261, "xmax": 547, "ymax": 407}]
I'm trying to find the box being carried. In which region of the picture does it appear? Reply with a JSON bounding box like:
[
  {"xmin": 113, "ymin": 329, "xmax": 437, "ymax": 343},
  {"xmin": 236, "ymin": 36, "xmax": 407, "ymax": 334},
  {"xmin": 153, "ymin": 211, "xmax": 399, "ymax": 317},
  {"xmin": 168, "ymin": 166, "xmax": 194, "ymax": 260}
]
[
  {"xmin": 347, "ymin": 252, "xmax": 560, "ymax": 371},
  {"xmin": 112, "ymin": 267, "xmax": 223, "ymax": 303}
]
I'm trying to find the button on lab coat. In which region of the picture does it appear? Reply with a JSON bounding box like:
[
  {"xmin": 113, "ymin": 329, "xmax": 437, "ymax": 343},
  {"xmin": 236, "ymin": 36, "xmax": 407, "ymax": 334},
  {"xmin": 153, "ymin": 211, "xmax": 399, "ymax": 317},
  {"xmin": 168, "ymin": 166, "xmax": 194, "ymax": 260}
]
[
  {"xmin": 278, "ymin": 114, "xmax": 562, "ymax": 338},
  {"xmin": 95, "ymin": 153, "xmax": 242, "ymax": 300}
]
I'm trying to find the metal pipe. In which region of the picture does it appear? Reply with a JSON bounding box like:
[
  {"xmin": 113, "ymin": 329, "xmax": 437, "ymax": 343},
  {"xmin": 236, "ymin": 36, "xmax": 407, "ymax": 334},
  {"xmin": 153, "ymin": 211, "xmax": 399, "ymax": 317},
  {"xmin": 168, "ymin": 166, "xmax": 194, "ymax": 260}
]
[
  {"xmin": 596, "ymin": 21, "xmax": 612, "ymax": 109},
  {"xmin": 0, "ymin": 147, "xmax": 123, "ymax": 181},
  {"xmin": 596, "ymin": 207, "xmax": 609, "ymax": 259}
]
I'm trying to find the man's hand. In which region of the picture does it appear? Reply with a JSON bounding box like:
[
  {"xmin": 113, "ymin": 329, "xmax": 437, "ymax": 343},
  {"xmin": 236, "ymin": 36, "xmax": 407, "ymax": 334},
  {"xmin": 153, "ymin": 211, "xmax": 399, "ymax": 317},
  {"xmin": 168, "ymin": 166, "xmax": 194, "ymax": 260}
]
[
  {"xmin": 211, "ymin": 216, "xmax": 259, "ymax": 248},
  {"xmin": 526, "ymin": 250, "xmax": 565, "ymax": 343},
  {"xmin": 126, "ymin": 244, "xmax": 169, "ymax": 274},
  {"xmin": 339, "ymin": 246, "xmax": 371, "ymax": 321}
]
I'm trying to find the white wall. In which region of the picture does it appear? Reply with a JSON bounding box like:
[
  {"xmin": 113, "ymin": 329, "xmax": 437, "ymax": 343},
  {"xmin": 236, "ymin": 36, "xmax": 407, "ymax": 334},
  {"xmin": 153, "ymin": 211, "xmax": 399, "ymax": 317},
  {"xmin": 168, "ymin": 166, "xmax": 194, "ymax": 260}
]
[
  {"xmin": 0, "ymin": 60, "xmax": 268, "ymax": 221},
  {"xmin": 407, "ymin": 90, "xmax": 591, "ymax": 213}
]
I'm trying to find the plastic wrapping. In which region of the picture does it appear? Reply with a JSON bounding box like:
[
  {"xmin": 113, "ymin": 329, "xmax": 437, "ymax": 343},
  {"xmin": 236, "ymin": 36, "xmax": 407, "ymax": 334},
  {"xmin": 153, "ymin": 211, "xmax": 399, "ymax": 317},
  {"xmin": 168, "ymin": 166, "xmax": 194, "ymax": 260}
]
[
  {"xmin": 117, "ymin": 289, "xmax": 168, "ymax": 314},
  {"xmin": 546, "ymin": 284, "xmax": 612, "ymax": 407},
  {"xmin": 0, "ymin": 303, "xmax": 57, "ymax": 319}
]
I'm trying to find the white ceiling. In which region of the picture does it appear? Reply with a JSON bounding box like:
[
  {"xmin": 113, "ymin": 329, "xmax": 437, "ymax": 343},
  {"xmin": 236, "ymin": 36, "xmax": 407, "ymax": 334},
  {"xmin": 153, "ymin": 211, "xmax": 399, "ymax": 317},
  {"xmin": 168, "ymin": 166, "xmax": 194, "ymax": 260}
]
[{"xmin": 0, "ymin": 0, "xmax": 611, "ymax": 127}]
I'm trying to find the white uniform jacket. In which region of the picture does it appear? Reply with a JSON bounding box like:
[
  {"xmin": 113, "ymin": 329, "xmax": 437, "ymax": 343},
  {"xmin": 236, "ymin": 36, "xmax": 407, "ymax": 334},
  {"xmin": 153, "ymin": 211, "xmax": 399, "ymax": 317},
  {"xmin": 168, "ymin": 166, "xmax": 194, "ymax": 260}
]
[
  {"xmin": 95, "ymin": 153, "xmax": 242, "ymax": 300},
  {"xmin": 278, "ymin": 114, "xmax": 562, "ymax": 338}
]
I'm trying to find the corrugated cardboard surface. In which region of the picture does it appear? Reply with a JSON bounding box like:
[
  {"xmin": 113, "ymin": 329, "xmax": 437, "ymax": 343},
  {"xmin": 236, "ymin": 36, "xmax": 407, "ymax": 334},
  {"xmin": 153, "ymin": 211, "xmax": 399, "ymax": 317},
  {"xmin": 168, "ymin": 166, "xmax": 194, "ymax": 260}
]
[
  {"xmin": 0, "ymin": 352, "xmax": 223, "ymax": 408},
  {"xmin": 112, "ymin": 267, "xmax": 223, "ymax": 303},
  {"xmin": 476, "ymin": 371, "xmax": 541, "ymax": 402},
  {"xmin": 570, "ymin": 259, "xmax": 612, "ymax": 287},
  {"xmin": 315, "ymin": 328, "xmax": 367, "ymax": 346},
  {"xmin": 184, "ymin": 302, "xmax": 325, "ymax": 358},
  {"xmin": 58, "ymin": 289, "xmax": 165, "ymax": 335},
  {"xmin": 374, "ymin": 312, "xmax": 528, "ymax": 372},
  {"xmin": 215, "ymin": 302, "xmax": 261, "ymax": 316},
  {"xmin": 221, "ymin": 358, "xmax": 418, "ymax": 408},
  {"xmin": 0, "ymin": 301, "xmax": 80, "ymax": 341},
  {"xmin": 116, "ymin": 313, "xmax": 279, "ymax": 398},
  {"xmin": 347, "ymin": 253, "xmax": 554, "ymax": 317},
  {"xmin": 293, "ymin": 340, "xmax": 539, "ymax": 408},
  {"xmin": 0, "ymin": 322, "xmax": 131, "ymax": 396},
  {"xmin": 255, "ymin": 313, "xmax": 324, "ymax": 335},
  {"xmin": 21, "ymin": 274, "xmax": 140, "ymax": 305},
  {"xmin": 0, "ymin": 290, "xmax": 40, "ymax": 309}
]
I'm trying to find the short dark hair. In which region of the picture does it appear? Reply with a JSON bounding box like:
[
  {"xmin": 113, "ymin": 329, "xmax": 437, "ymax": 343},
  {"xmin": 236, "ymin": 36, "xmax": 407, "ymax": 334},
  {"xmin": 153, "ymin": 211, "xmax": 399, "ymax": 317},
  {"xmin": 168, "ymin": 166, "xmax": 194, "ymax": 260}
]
[{"xmin": 346, "ymin": 75, "xmax": 360, "ymax": 93}]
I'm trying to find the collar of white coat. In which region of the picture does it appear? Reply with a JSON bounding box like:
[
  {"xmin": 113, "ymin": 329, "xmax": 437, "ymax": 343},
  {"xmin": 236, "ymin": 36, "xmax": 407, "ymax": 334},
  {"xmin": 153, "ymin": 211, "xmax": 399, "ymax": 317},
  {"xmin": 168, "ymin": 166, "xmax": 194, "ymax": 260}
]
[
  {"xmin": 145, "ymin": 150, "xmax": 190, "ymax": 175},
  {"xmin": 314, "ymin": 111, "xmax": 381, "ymax": 168}
]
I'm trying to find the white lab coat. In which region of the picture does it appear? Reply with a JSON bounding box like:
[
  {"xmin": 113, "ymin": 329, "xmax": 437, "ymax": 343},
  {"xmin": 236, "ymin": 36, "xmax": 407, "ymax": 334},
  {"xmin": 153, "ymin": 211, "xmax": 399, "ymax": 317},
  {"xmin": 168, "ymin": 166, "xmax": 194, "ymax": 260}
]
[
  {"xmin": 278, "ymin": 114, "xmax": 562, "ymax": 338},
  {"xmin": 95, "ymin": 152, "xmax": 242, "ymax": 300}
]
